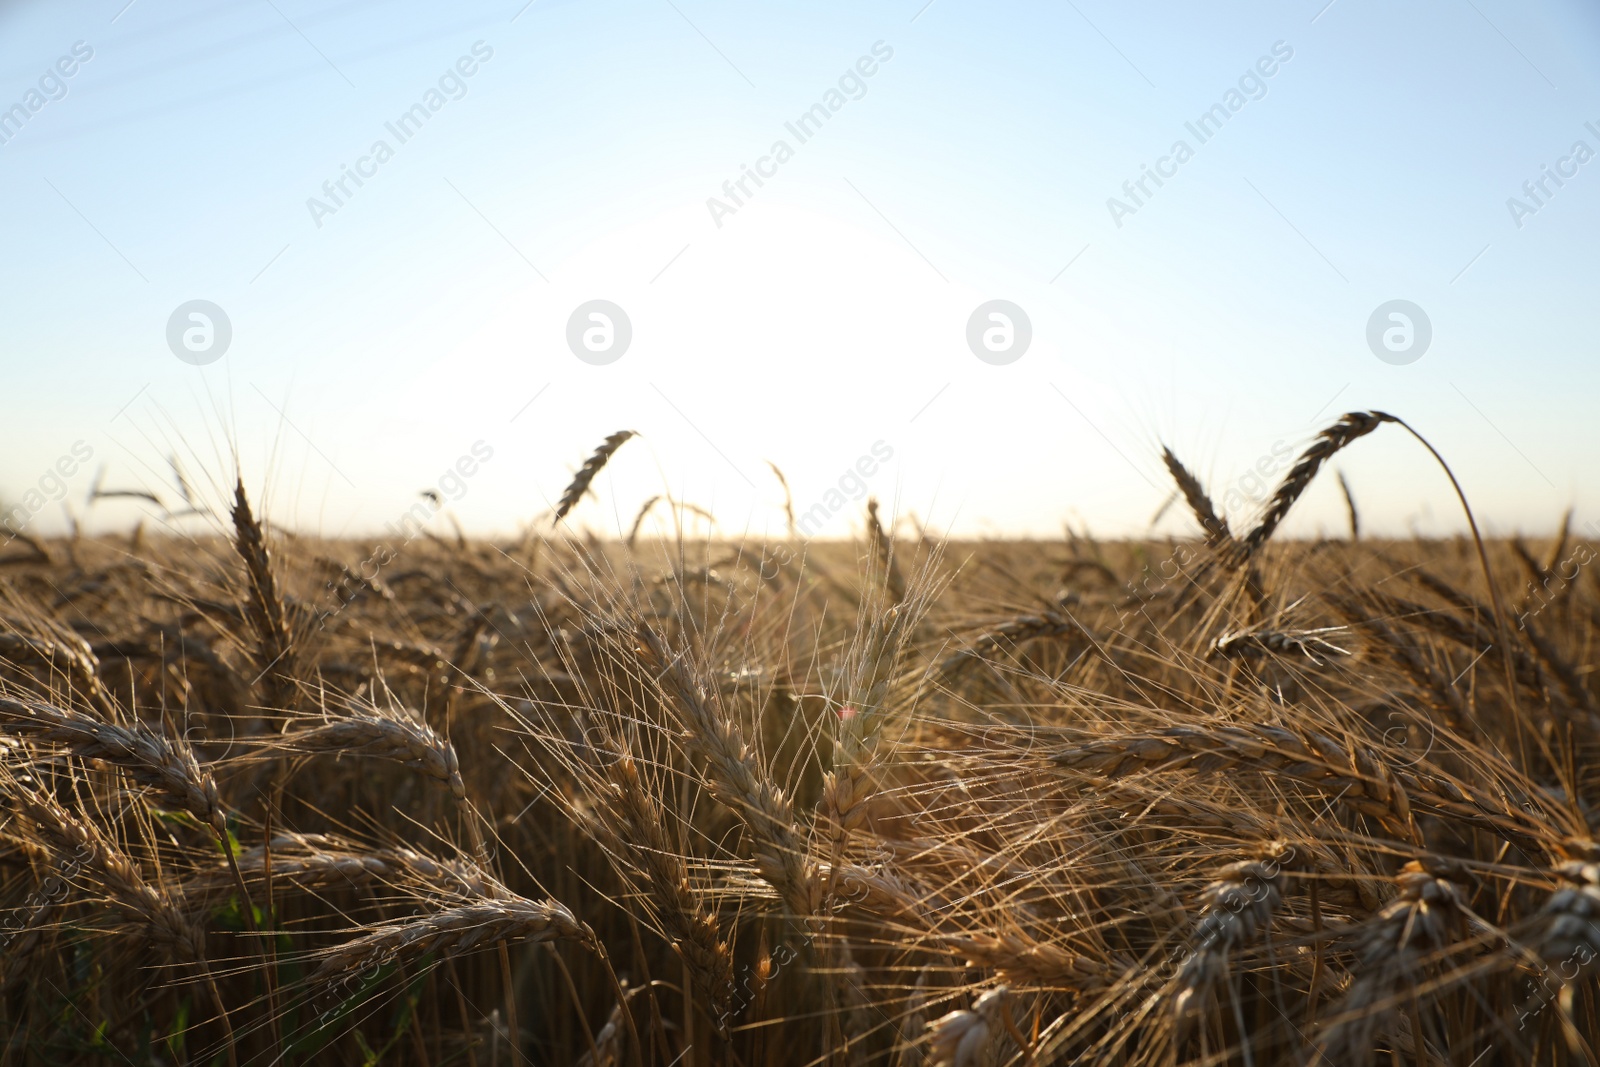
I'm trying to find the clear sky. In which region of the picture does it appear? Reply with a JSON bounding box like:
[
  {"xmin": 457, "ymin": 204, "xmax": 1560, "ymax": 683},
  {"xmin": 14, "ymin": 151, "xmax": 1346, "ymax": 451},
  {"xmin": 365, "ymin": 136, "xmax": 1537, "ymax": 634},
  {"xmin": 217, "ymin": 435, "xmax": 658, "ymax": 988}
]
[{"xmin": 2, "ymin": 0, "xmax": 1597, "ymax": 543}]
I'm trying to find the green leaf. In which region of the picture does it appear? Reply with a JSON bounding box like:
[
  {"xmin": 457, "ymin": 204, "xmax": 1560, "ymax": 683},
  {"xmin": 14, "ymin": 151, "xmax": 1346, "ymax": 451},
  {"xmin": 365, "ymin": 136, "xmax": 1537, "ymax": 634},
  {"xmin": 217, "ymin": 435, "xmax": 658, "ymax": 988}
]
[{"xmin": 165, "ymin": 997, "xmax": 191, "ymax": 1061}]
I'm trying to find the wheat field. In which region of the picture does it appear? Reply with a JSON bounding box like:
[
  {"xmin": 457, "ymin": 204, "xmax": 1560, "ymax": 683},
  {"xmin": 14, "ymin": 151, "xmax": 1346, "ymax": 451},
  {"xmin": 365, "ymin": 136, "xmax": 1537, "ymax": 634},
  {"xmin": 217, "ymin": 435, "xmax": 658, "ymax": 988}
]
[{"xmin": 1, "ymin": 413, "xmax": 1597, "ymax": 1066}]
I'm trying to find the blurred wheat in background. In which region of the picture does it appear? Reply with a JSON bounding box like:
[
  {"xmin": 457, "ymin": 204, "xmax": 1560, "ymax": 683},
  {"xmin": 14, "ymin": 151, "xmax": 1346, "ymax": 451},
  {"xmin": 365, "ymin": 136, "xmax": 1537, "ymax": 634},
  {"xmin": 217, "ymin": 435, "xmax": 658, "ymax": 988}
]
[{"xmin": 1, "ymin": 416, "xmax": 1598, "ymax": 1066}]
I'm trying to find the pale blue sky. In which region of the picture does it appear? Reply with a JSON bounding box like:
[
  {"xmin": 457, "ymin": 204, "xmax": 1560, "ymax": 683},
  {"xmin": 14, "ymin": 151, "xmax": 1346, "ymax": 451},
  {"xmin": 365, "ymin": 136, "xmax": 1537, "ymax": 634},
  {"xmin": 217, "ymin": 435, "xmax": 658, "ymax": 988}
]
[{"xmin": 2, "ymin": 0, "xmax": 1597, "ymax": 541}]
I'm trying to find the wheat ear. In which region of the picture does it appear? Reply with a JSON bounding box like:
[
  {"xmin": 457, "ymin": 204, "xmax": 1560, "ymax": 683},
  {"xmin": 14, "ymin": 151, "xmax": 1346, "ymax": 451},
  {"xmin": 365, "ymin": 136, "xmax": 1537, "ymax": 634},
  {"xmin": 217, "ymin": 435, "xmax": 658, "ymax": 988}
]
[
  {"xmin": 1313, "ymin": 862, "xmax": 1467, "ymax": 1064},
  {"xmin": 1048, "ymin": 723, "xmax": 1564, "ymax": 844},
  {"xmin": 1171, "ymin": 848, "xmax": 1292, "ymax": 1024},
  {"xmin": 310, "ymin": 894, "xmax": 594, "ymax": 990},
  {"xmin": 1160, "ymin": 447, "xmax": 1231, "ymax": 549},
  {"xmin": 1233, "ymin": 411, "xmax": 1395, "ymax": 564},
  {"xmin": 9, "ymin": 784, "xmax": 239, "ymax": 1064},
  {"xmin": 554, "ymin": 431, "xmax": 636, "ymax": 525},
  {"xmin": 592, "ymin": 755, "xmax": 736, "ymax": 1025},
  {"xmin": 927, "ymin": 987, "xmax": 1009, "ymax": 1067},
  {"xmin": 632, "ymin": 624, "xmax": 819, "ymax": 918},
  {"xmin": 269, "ymin": 700, "xmax": 466, "ymax": 801},
  {"xmin": 0, "ymin": 696, "xmax": 226, "ymax": 837},
  {"xmin": 866, "ymin": 497, "xmax": 906, "ymax": 603},
  {"xmin": 231, "ymin": 479, "xmax": 296, "ymax": 707}
]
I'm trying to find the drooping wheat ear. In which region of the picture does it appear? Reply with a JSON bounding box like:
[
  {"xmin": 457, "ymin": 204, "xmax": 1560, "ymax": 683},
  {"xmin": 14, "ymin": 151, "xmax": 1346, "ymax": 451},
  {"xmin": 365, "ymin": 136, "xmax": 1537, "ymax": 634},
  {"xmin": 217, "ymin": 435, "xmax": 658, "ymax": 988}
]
[
  {"xmin": 9, "ymin": 784, "xmax": 206, "ymax": 962},
  {"xmin": 10, "ymin": 782, "xmax": 242, "ymax": 1063},
  {"xmin": 1541, "ymin": 861, "xmax": 1600, "ymax": 971},
  {"xmin": 1336, "ymin": 469, "xmax": 1360, "ymax": 540},
  {"xmin": 929, "ymin": 609, "xmax": 1088, "ymax": 685},
  {"xmin": 591, "ymin": 755, "xmax": 735, "ymax": 1023},
  {"xmin": 310, "ymin": 894, "xmax": 595, "ymax": 990},
  {"xmin": 1170, "ymin": 846, "xmax": 1293, "ymax": 1024},
  {"xmin": 1160, "ymin": 447, "xmax": 1231, "ymax": 549},
  {"xmin": 0, "ymin": 900, "xmax": 54, "ymax": 990},
  {"xmin": 768, "ymin": 461, "xmax": 797, "ymax": 537},
  {"xmin": 1314, "ymin": 862, "xmax": 1467, "ymax": 1064},
  {"xmin": 270, "ymin": 699, "xmax": 466, "ymax": 801},
  {"xmin": 0, "ymin": 626, "xmax": 116, "ymax": 717},
  {"xmin": 1209, "ymin": 625, "xmax": 1351, "ymax": 665},
  {"xmin": 1049, "ymin": 724, "xmax": 1404, "ymax": 828},
  {"xmin": 1232, "ymin": 411, "xmax": 1395, "ymax": 565},
  {"xmin": 815, "ymin": 861, "xmax": 925, "ymax": 917},
  {"xmin": 2, "ymin": 527, "xmax": 55, "ymax": 563},
  {"xmin": 927, "ymin": 986, "xmax": 1009, "ymax": 1067},
  {"xmin": 554, "ymin": 431, "xmax": 636, "ymax": 525},
  {"xmin": 632, "ymin": 624, "xmax": 819, "ymax": 917},
  {"xmin": 946, "ymin": 932, "xmax": 1123, "ymax": 990},
  {"xmin": 1519, "ymin": 613, "xmax": 1600, "ymax": 719},
  {"xmin": 231, "ymin": 479, "xmax": 296, "ymax": 706},
  {"xmin": 1047, "ymin": 723, "xmax": 1561, "ymax": 844},
  {"xmin": 187, "ymin": 832, "xmax": 498, "ymax": 900},
  {"xmin": 866, "ymin": 498, "xmax": 906, "ymax": 604},
  {"xmin": 0, "ymin": 696, "xmax": 226, "ymax": 838}
]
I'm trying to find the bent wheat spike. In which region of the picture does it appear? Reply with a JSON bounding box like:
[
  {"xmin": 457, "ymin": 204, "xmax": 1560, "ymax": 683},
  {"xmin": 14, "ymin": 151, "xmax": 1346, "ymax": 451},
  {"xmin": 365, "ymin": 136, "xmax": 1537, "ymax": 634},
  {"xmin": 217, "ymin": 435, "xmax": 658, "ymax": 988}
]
[
  {"xmin": 311, "ymin": 895, "xmax": 595, "ymax": 989},
  {"xmin": 0, "ymin": 696, "xmax": 226, "ymax": 836},
  {"xmin": 1232, "ymin": 411, "xmax": 1394, "ymax": 564}
]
